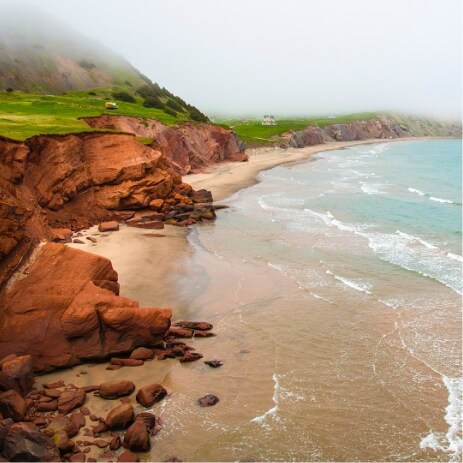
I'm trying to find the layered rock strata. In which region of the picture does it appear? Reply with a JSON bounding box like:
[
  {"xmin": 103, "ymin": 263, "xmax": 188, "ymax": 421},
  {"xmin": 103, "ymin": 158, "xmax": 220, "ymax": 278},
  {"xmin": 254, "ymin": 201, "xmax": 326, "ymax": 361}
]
[{"xmin": 83, "ymin": 115, "xmax": 248, "ymax": 174}]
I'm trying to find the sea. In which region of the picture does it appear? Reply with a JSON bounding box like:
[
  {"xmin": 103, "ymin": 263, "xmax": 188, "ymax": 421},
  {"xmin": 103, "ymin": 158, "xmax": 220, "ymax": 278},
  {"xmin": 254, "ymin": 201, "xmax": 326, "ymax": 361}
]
[
  {"xmin": 53, "ymin": 139, "xmax": 462, "ymax": 462},
  {"xmin": 151, "ymin": 139, "xmax": 461, "ymax": 462}
]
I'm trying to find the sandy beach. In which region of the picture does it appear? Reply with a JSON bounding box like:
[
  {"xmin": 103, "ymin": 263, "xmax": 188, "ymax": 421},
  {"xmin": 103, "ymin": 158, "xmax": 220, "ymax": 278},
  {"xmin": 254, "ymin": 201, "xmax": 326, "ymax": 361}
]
[{"xmin": 187, "ymin": 138, "xmax": 417, "ymax": 201}]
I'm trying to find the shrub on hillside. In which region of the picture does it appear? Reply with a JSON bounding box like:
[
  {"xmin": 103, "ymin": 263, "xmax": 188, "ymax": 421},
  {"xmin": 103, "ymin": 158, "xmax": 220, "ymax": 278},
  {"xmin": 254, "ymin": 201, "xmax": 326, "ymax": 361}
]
[
  {"xmin": 164, "ymin": 107, "xmax": 177, "ymax": 117},
  {"xmin": 112, "ymin": 91, "xmax": 135, "ymax": 103},
  {"xmin": 166, "ymin": 99, "xmax": 183, "ymax": 112},
  {"xmin": 143, "ymin": 96, "xmax": 164, "ymax": 109}
]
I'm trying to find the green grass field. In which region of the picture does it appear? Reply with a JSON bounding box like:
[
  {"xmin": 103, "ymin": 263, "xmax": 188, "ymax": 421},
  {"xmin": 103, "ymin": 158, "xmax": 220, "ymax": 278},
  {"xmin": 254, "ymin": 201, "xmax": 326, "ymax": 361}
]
[
  {"xmin": 0, "ymin": 89, "xmax": 190, "ymax": 140},
  {"xmin": 0, "ymin": 90, "xmax": 379, "ymax": 146},
  {"xmin": 218, "ymin": 113, "xmax": 378, "ymax": 146}
]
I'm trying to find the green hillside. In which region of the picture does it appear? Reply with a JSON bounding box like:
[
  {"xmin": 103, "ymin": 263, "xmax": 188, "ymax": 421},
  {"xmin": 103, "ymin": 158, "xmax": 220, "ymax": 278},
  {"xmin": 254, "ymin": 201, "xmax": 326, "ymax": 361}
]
[{"xmin": 0, "ymin": 4, "xmax": 209, "ymax": 137}]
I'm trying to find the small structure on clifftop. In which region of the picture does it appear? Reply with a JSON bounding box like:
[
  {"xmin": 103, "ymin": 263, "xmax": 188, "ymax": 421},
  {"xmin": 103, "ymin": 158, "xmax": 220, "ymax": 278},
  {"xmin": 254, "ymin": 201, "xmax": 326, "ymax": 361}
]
[
  {"xmin": 262, "ymin": 115, "xmax": 276, "ymax": 126},
  {"xmin": 105, "ymin": 101, "xmax": 118, "ymax": 110}
]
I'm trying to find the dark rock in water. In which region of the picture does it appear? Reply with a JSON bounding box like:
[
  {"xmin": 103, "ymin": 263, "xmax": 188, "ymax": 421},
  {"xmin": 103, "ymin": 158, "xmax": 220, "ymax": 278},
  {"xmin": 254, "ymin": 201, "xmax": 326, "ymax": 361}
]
[
  {"xmin": 164, "ymin": 457, "xmax": 183, "ymax": 462},
  {"xmin": 130, "ymin": 347, "xmax": 154, "ymax": 360},
  {"xmin": 174, "ymin": 321, "xmax": 213, "ymax": 331},
  {"xmin": 3, "ymin": 422, "xmax": 60, "ymax": 461},
  {"xmin": 197, "ymin": 394, "xmax": 219, "ymax": 407},
  {"xmin": 205, "ymin": 360, "xmax": 223, "ymax": 368},
  {"xmin": 58, "ymin": 389, "xmax": 86, "ymax": 414},
  {"xmin": 0, "ymin": 355, "xmax": 34, "ymax": 396},
  {"xmin": 136, "ymin": 384, "xmax": 167, "ymax": 408},
  {"xmin": 0, "ymin": 389, "xmax": 26, "ymax": 421},
  {"xmin": 123, "ymin": 419, "xmax": 150, "ymax": 452},
  {"xmin": 98, "ymin": 380, "xmax": 135, "ymax": 399},
  {"xmin": 86, "ymin": 236, "xmax": 97, "ymax": 243},
  {"xmin": 73, "ymin": 238, "xmax": 85, "ymax": 244},
  {"xmin": 105, "ymin": 403, "xmax": 134, "ymax": 430},
  {"xmin": 180, "ymin": 352, "xmax": 203, "ymax": 363},
  {"xmin": 118, "ymin": 450, "xmax": 140, "ymax": 462}
]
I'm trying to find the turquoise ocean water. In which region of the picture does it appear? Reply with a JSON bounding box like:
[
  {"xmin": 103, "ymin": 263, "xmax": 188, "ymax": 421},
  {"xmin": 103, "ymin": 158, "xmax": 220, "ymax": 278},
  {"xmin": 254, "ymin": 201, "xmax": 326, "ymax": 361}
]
[{"xmin": 179, "ymin": 139, "xmax": 462, "ymax": 461}]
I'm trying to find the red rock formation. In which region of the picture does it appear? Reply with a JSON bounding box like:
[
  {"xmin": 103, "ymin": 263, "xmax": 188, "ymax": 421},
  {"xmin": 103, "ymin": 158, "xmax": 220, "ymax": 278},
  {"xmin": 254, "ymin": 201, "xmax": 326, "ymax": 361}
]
[
  {"xmin": 83, "ymin": 115, "xmax": 248, "ymax": 174},
  {"xmin": 0, "ymin": 132, "xmax": 213, "ymax": 289},
  {"xmin": 0, "ymin": 243, "xmax": 171, "ymax": 372}
]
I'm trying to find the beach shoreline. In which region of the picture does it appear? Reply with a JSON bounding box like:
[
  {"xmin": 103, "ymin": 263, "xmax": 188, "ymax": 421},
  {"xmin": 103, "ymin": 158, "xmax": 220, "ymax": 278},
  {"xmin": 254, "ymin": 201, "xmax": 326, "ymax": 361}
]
[{"xmin": 186, "ymin": 137, "xmax": 423, "ymax": 202}]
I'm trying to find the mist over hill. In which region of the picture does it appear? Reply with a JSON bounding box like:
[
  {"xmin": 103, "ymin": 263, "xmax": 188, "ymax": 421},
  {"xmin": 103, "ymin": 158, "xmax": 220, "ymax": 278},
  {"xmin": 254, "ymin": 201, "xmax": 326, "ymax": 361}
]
[{"xmin": 0, "ymin": 5, "xmax": 151, "ymax": 93}]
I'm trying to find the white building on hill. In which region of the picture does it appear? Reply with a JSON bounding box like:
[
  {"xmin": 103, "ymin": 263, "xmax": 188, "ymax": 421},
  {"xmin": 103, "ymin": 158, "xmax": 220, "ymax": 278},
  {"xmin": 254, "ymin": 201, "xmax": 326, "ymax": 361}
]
[{"xmin": 262, "ymin": 115, "xmax": 277, "ymax": 125}]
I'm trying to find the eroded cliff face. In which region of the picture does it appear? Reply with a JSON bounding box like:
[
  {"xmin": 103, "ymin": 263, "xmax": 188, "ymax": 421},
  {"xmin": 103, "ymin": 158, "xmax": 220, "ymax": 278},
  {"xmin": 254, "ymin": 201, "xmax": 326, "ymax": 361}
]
[
  {"xmin": 83, "ymin": 115, "xmax": 248, "ymax": 174},
  {"xmin": 283, "ymin": 117, "xmax": 410, "ymax": 148},
  {"xmin": 282, "ymin": 116, "xmax": 461, "ymax": 149},
  {"xmin": 0, "ymin": 131, "xmax": 217, "ymax": 371}
]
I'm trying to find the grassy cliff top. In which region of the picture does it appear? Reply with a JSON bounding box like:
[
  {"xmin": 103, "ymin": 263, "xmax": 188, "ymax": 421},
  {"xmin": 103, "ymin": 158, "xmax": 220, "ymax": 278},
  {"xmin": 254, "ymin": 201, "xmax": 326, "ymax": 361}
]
[{"xmin": 0, "ymin": 89, "xmax": 192, "ymax": 140}]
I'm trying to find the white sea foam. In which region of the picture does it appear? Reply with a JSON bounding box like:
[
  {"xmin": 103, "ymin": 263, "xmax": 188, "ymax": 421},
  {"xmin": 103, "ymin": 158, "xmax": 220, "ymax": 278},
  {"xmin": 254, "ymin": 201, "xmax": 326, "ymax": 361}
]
[
  {"xmin": 430, "ymin": 196, "xmax": 454, "ymax": 204},
  {"xmin": 419, "ymin": 377, "xmax": 462, "ymax": 462},
  {"xmin": 447, "ymin": 253, "xmax": 463, "ymax": 263},
  {"xmin": 395, "ymin": 230, "xmax": 438, "ymax": 250},
  {"xmin": 408, "ymin": 187, "xmax": 425, "ymax": 196},
  {"xmin": 250, "ymin": 373, "xmax": 280, "ymax": 427},
  {"xmin": 359, "ymin": 230, "xmax": 462, "ymax": 294},
  {"xmin": 326, "ymin": 269, "xmax": 372, "ymax": 294},
  {"xmin": 360, "ymin": 183, "xmax": 385, "ymax": 195},
  {"xmin": 309, "ymin": 292, "xmax": 332, "ymax": 303}
]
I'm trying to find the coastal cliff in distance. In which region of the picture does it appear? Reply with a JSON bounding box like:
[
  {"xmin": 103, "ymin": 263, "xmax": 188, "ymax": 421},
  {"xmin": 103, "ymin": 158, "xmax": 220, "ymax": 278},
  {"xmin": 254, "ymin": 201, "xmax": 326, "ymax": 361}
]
[{"xmin": 282, "ymin": 115, "xmax": 462, "ymax": 148}]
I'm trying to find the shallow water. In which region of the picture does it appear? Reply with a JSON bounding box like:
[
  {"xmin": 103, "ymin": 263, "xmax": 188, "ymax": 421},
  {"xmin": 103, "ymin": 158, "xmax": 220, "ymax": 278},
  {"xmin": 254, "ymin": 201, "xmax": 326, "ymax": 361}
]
[{"xmin": 48, "ymin": 140, "xmax": 462, "ymax": 462}]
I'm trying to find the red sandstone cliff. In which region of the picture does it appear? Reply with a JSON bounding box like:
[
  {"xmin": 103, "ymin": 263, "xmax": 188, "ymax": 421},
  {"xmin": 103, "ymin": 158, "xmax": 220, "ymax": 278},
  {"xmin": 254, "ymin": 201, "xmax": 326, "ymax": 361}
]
[
  {"xmin": 0, "ymin": 131, "xmax": 219, "ymax": 371},
  {"xmin": 83, "ymin": 115, "xmax": 248, "ymax": 174}
]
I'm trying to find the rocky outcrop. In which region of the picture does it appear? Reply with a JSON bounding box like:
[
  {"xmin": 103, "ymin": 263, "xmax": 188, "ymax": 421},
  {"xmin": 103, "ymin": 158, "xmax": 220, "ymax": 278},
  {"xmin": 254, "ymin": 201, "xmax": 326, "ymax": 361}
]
[
  {"xmin": 0, "ymin": 243, "xmax": 171, "ymax": 372},
  {"xmin": 0, "ymin": 131, "xmax": 216, "ymax": 290},
  {"xmin": 279, "ymin": 115, "xmax": 461, "ymax": 149},
  {"xmin": 83, "ymin": 115, "xmax": 247, "ymax": 174},
  {"xmin": 283, "ymin": 117, "xmax": 410, "ymax": 148}
]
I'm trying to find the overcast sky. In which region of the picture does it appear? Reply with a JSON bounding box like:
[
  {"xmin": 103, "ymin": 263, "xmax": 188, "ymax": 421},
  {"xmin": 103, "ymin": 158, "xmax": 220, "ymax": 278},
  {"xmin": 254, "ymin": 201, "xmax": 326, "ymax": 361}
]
[{"xmin": 5, "ymin": 0, "xmax": 463, "ymax": 119}]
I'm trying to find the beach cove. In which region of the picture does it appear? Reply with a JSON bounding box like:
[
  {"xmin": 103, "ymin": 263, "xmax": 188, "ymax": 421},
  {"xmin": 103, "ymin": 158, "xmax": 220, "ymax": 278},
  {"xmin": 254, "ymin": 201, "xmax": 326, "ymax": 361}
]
[{"xmin": 38, "ymin": 138, "xmax": 462, "ymax": 462}]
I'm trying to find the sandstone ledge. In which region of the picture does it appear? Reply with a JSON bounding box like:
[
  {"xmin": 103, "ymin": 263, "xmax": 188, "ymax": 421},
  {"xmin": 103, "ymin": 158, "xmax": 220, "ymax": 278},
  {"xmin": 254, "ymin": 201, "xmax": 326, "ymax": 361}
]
[{"xmin": 0, "ymin": 243, "xmax": 171, "ymax": 373}]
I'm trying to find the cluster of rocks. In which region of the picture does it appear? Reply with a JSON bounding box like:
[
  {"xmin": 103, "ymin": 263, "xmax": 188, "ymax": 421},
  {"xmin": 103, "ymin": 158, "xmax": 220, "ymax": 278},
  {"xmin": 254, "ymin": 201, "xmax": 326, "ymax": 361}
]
[
  {"xmin": 0, "ymin": 321, "xmax": 221, "ymax": 462},
  {"xmin": 53, "ymin": 189, "xmax": 218, "ymax": 247}
]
